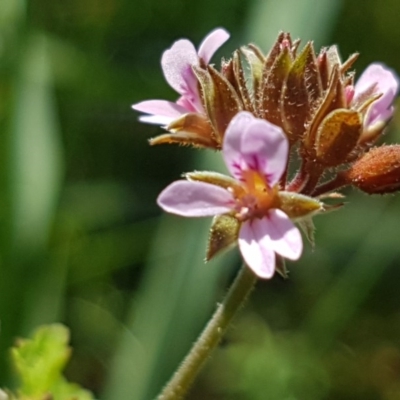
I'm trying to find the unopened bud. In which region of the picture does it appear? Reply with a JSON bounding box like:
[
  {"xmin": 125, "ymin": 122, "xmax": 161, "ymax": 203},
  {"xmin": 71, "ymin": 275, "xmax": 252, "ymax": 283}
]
[{"xmin": 343, "ymin": 145, "xmax": 400, "ymax": 194}]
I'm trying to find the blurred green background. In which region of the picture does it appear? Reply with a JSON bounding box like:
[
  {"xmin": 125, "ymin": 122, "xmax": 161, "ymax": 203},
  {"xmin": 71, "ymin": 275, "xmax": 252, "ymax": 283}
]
[{"xmin": 1, "ymin": 0, "xmax": 400, "ymax": 399}]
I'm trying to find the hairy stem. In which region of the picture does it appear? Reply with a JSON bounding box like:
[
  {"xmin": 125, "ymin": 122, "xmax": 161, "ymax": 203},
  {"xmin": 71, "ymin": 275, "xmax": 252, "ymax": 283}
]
[
  {"xmin": 286, "ymin": 161, "xmax": 308, "ymax": 192},
  {"xmin": 157, "ymin": 265, "xmax": 257, "ymax": 400},
  {"xmin": 312, "ymin": 172, "xmax": 348, "ymax": 197}
]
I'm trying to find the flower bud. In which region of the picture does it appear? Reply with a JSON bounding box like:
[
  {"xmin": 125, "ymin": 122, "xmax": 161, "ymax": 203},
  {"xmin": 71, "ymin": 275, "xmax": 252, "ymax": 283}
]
[{"xmin": 343, "ymin": 145, "xmax": 400, "ymax": 194}]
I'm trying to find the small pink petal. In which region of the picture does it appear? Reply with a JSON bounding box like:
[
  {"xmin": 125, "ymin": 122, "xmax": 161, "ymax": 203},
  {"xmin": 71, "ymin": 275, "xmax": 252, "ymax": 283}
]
[
  {"xmin": 241, "ymin": 119, "xmax": 288, "ymax": 186},
  {"xmin": 161, "ymin": 39, "xmax": 198, "ymax": 95},
  {"xmin": 157, "ymin": 180, "xmax": 234, "ymax": 217},
  {"xmin": 238, "ymin": 219, "xmax": 276, "ymax": 279},
  {"xmin": 222, "ymin": 111, "xmax": 288, "ymax": 185},
  {"xmin": 176, "ymin": 96, "xmax": 198, "ymax": 113},
  {"xmin": 355, "ymin": 63, "xmax": 399, "ymax": 125},
  {"xmin": 198, "ymin": 28, "xmax": 230, "ymax": 64},
  {"xmin": 222, "ymin": 111, "xmax": 256, "ymax": 179},
  {"xmin": 266, "ymin": 209, "xmax": 302, "ymax": 260},
  {"xmin": 132, "ymin": 100, "xmax": 187, "ymax": 117}
]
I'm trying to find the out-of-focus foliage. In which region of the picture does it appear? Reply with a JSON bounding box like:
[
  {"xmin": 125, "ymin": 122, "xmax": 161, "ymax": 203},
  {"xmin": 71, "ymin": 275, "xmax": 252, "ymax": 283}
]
[
  {"xmin": 0, "ymin": 0, "xmax": 400, "ymax": 399},
  {"xmin": 6, "ymin": 324, "xmax": 93, "ymax": 400}
]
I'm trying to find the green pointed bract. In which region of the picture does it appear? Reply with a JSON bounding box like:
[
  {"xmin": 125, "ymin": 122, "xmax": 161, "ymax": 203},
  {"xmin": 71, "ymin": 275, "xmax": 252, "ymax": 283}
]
[
  {"xmin": 185, "ymin": 170, "xmax": 243, "ymax": 193},
  {"xmin": 259, "ymin": 47, "xmax": 292, "ymax": 128},
  {"xmin": 241, "ymin": 44, "xmax": 264, "ymax": 102},
  {"xmin": 298, "ymin": 217, "xmax": 316, "ymax": 249},
  {"xmin": 275, "ymin": 254, "xmax": 289, "ymax": 279},
  {"xmin": 278, "ymin": 191, "xmax": 324, "ymax": 220},
  {"xmin": 206, "ymin": 214, "xmax": 240, "ymax": 261},
  {"xmin": 315, "ymin": 109, "xmax": 363, "ymax": 166}
]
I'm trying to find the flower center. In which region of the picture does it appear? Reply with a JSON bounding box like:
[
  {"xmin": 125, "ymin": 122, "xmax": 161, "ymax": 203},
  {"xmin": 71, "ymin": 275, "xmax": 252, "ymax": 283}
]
[{"xmin": 233, "ymin": 169, "xmax": 280, "ymax": 221}]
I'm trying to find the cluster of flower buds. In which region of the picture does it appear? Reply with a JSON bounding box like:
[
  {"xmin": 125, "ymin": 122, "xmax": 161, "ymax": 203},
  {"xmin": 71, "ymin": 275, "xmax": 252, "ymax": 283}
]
[{"xmin": 133, "ymin": 28, "xmax": 399, "ymax": 279}]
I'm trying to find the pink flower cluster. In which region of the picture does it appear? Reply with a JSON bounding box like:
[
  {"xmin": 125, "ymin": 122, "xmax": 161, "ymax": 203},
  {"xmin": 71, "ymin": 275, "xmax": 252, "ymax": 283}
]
[{"xmin": 133, "ymin": 29, "xmax": 399, "ymax": 279}]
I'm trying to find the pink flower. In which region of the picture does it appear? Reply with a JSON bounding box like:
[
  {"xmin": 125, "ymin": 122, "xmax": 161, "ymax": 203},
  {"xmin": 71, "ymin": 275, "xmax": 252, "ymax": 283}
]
[
  {"xmin": 157, "ymin": 112, "xmax": 303, "ymax": 278},
  {"xmin": 132, "ymin": 28, "xmax": 230, "ymax": 126},
  {"xmin": 354, "ymin": 63, "xmax": 399, "ymax": 127}
]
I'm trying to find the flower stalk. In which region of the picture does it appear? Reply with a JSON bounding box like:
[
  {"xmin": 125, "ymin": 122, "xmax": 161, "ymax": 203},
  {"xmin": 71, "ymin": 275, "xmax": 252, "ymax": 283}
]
[{"xmin": 157, "ymin": 265, "xmax": 257, "ymax": 400}]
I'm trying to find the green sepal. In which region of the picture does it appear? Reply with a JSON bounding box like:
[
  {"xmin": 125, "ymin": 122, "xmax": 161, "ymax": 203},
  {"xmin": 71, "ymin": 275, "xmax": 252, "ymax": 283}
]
[{"xmin": 206, "ymin": 215, "xmax": 240, "ymax": 261}]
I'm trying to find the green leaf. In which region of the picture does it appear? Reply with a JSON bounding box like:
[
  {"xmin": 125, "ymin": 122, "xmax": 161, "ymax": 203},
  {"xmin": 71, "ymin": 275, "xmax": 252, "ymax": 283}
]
[{"xmin": 10, "ymin": 324, "xmax": 94, "ymax": 400}]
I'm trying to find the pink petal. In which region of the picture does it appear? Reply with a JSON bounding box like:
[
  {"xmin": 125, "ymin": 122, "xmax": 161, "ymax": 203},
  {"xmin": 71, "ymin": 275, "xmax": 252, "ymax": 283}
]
[
  {"xmin": 266, "ymin": 209, "xmax": 303, "ymax": 260},
  {"xmin": 223, "ymin": 111, "xmax": 288, "ymax": 185},
  {"xmin": 222, "ymin": 112, "xmax": 255, "ymax": 179},
  {"xmin": 132, "ymin": 100, "xmax": 188, "ymax": 117},
  {"xmin": 241, "ymin": 120, "xmax": 288, "ymax": 186},
  {"xmin": 355, "ymin": 63, "xmax": 399, "ymax": 125},
  {"xmin": 238, "ymin": 219, "xmax": 276, "ymax": 279},
  {"xmin": 161, "ymin": 39, "xmax": 198, "ymax": 95},
  {"xmin": 198, "ymin": 28, "xmax": 230, "ymax": 64},
  {"xmin": 157, "ymin": 180, "xmax": 234, "ymax": 217},
  {"xmin": 138, "ymin": 115, "xmax": 175, "ymax": 125},
  {"xmin": 176, "ymin": 95, "xmax": 198, "ymax": 113}
]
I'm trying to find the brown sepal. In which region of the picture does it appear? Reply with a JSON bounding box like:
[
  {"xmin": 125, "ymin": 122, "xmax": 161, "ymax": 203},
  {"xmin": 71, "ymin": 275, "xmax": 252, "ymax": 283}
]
[
  {"xmin": 193, "ymin": 65, "xmax": 242, "ymax": 143},
  {"xmin": 150, "ymin": 113, "xmax": 218, "ymax": 148},
  {"xmin": 264, "ymin": 32, "xmax": 293, "ymax": 73},
  {"xmin": 340, "ymin": 52, "xmax": 359, "ymax": 75},
  {"xmin": 315, "ymin": 109, "xmax": 363, "ymax": 167},
  {"xmin": 343, "ymin": 145, "xmax": 400, "ymax": 194},
  {"xmin": 304, "ymin": 66, "xmax": 341, "ymax": 152},
  {"xmin": 317, "ymin": 49, "xmax": 330, "ymax": 90},
  {"xmin": 282, "ymin": 42, "xmax": 322, "ymax": 143},
  {"xmin": 232, "ymin": 51, "xmax": 254, "ymax": 113},
  {"xmin": 259, "ymin": 47, "xmax": 292, "ymax": 128}
]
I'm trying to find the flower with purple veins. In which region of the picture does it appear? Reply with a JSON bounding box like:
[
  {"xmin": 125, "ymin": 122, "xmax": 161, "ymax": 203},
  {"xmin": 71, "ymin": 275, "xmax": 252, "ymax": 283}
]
[
  {"xmin": 132, "ymin": 28, "xmax": 230, "ymax": 126},
  {"xmin": 157, "ymin": 111, "xmax": 303, "ymax": 279}
]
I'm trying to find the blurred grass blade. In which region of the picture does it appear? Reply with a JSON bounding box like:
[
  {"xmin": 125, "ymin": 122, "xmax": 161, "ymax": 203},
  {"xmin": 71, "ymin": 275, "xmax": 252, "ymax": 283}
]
[
  {"xmin": 104, "ymin": 153, "xmax": 236, "ymax": 400},
  {"xmin": 303, "ymin": 201, "xmax": 399, "ymax": 352},
  {"xmin": 245, "ymin": 0, "xmax": 342, "ymax": 47},
  {"xmin": 9, "ymin": 32, "xmax": 63, "ymax": 253}
]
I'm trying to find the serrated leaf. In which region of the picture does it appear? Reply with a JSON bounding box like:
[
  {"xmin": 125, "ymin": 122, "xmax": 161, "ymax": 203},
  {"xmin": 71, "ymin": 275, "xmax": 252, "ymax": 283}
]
[{"xmin": 10, "ymin": 324, "xmax": 94, "ymax": 400}]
